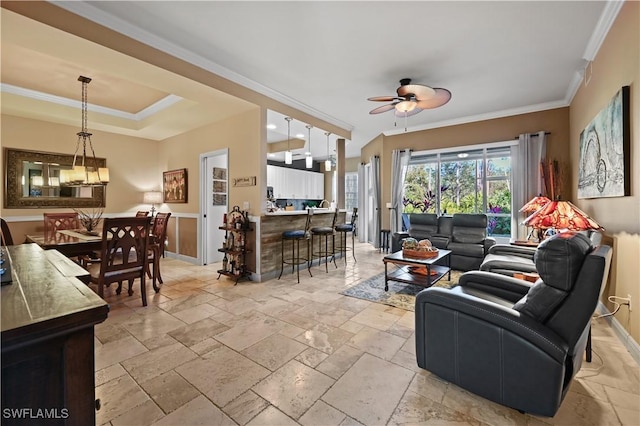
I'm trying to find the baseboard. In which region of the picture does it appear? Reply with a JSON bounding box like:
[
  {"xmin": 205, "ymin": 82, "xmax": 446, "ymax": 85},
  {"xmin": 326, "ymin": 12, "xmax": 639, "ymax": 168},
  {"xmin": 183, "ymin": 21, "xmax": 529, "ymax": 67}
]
[
  {"xmin": 595, "ymin": 301, "xmax": 640, "ymax": 366},
  {"xmin": 164, "ymin": 251, "xmax": 198, "ymax": 265}
]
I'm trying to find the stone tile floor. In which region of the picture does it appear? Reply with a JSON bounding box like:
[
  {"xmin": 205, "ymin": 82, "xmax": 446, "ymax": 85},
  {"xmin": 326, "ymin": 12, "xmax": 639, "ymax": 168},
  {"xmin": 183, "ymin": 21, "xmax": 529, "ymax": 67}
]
[{"xmin": 94, "ymin": 242, "xmax": 640, "ymax": 425}]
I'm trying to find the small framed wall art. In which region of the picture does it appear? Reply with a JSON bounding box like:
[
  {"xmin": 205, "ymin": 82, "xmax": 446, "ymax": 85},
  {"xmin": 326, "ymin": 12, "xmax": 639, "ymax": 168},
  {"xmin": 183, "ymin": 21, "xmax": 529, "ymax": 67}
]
[{"xmin": 163, "ymin": 168, "xmax": 188, "ymax": 203}]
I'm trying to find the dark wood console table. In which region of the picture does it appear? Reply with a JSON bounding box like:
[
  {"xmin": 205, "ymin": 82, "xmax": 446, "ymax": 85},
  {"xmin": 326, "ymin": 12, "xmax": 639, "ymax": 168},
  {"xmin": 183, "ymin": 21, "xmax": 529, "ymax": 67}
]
[{"xmin": 1, "ymin": 244, "xmax": 109, "ymax": 425}]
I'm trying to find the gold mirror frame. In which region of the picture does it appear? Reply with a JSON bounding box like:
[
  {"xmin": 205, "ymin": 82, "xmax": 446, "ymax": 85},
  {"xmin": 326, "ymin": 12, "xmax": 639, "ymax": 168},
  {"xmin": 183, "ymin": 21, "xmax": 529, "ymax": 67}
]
[{"xmin": 4, "ymin": 148, "xmax": 106, "ymax": 208}]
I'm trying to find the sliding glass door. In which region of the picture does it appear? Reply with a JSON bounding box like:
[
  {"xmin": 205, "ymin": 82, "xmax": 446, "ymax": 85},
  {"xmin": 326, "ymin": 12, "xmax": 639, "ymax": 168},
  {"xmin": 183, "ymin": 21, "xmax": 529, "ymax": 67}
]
[{"xmin": 404, "ymin": 144, "xmax": 512, "ymax": 239}]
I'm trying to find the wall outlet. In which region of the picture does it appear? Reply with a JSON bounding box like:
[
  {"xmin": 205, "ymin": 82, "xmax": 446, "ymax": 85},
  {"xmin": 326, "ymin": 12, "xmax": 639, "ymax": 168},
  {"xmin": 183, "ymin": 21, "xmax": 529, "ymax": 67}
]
[{"xmin": 243, "ymin": 201, "xmax": 250, "ymax": 211}]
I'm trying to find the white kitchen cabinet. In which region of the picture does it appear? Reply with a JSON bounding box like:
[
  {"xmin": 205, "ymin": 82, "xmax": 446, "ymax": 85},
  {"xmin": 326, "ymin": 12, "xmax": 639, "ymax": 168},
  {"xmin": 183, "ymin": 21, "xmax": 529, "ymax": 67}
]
[{"xmin": 267, "ymin": 165, "xmax": 324, "ymax": 200}]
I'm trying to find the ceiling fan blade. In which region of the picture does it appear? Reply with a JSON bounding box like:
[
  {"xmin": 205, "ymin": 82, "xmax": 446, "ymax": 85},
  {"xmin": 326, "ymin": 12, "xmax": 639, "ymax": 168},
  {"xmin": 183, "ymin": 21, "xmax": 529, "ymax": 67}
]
[
  {"xmin": 416, "ymin": 88, "xmax": 452, "ymax": 109},
  {"xmin": 368, "ymin": 96, "xmax": 401, "ymax": 102},
  {"xmin": 394, "ymin": 107, "xmax": 423, "ymax": 118},
  {"xmin": 369, "ymin": 103, "xmax": 397, "ymax": 114},
  {"xmin": 397, "ymin": 83, "xmax": 436, "ymax": 99}
]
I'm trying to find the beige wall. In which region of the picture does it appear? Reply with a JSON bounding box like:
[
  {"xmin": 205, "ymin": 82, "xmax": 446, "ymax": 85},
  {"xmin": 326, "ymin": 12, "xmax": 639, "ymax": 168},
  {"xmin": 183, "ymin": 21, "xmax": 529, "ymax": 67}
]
[
  {"xmin": 158, "ymin": 108, "xmax": 262, "ymax": 215},
  {"xmin": 361, "ymin": 108, "xmax": 571, "ymax": 229},
  {"xmin": 1, "ymin": 109, "xmax": 263, "ymax": 261},
  {"xmin": 1, "ymin": 114, "xmax": 159, "ymax": 217},
  {"xmin": 569, "ymin": 1, "xmax": 640, "ymax": 344},
  {"xmin": 157, "ymin": 108, "xmax": 262, "ymax": 259}
]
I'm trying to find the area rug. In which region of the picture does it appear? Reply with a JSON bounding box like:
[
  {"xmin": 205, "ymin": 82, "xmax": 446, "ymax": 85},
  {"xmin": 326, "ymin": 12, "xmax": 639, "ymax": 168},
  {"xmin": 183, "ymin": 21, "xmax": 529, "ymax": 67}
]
[{"xmin": 341, "ymin": 269, "xmax": 463, "ymax": 311}]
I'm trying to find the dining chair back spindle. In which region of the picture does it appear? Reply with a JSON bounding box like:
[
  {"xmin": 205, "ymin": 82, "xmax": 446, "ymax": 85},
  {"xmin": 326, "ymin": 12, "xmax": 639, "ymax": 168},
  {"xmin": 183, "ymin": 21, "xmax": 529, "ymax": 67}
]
[
  {"xmin": 87, "ymin": 217, "xmax": 151, "ymax": 306},
  {"xmin": 44, "ymin": 213, "xmax": 79, "ymax": 237},
  {"xmin": 147, "ymin": 212, "xmax": 171, "ymax": 292}
]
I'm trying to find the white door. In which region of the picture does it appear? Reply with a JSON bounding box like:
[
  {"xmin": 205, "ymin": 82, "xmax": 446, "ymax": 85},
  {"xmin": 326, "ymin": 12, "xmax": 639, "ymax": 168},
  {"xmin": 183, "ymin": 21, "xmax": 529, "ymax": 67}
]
[{"xmin": 201, "ymin": 149, "xmax": 228, "ymax": 265}]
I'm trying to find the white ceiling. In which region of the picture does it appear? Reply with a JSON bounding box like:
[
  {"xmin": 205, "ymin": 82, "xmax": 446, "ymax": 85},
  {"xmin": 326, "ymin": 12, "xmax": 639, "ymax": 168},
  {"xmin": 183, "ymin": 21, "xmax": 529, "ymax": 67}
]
[{"xmin": 2, "ymin": 1, "xmax": 619, "ymax": 160}]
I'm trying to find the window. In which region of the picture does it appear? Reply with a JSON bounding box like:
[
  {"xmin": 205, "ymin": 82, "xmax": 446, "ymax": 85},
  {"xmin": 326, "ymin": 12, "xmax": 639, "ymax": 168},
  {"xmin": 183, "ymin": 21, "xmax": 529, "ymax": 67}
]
[
  {"xmin": 404, "ymin": 144, "xmax": 512, "ymax": 238},
  {"xmin": 345, "ymin": 172, "xmax": 358, "ymax": 212}
]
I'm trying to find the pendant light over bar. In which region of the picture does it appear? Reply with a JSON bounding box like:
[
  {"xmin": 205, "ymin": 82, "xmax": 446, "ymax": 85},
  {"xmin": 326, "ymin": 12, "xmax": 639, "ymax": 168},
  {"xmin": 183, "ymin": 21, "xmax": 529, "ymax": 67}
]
[
  {"xmin": 305, "ymin": 125, "xmax": 313, "ymax": 168},
  {"xmin": 284, "ymin": 116, "xmax": 293, "ymax": 165},
  {"xmin": 324, "ymin": 132, "xmax": 332, "ymax": 172},
  {"xmin": 60, "ymin": 76, "xmax": 109, "ymax": 186}
]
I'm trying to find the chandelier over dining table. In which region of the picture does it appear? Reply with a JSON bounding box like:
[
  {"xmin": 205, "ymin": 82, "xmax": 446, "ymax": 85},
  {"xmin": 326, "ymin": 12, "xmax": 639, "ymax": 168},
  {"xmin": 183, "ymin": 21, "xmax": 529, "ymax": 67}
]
[{"xmin": 60, "ymin": 76, "xmax": 110, "ymax": 186}]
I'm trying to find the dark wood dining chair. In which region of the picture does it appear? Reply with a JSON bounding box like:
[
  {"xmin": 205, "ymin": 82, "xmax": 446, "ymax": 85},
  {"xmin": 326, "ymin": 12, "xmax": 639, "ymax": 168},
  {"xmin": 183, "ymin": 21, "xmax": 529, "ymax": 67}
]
[
  {"xmin": 147, "ymin": 212, "xmax": 171, "ymax": 292},
  {"xmin": 43, "ymin": 212, "xmax": 79, "ymax": 237},
  {"xmin": 86, "ymin": 217, "xmax": 151, "ymax": 306},
  {"xmin": 136, "ymin": 211, "xmax": 150, "ymax": 217}
]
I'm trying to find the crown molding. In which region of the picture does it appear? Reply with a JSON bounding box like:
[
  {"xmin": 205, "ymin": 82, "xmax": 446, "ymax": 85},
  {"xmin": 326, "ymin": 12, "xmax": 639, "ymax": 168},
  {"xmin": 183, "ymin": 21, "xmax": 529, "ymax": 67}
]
[
  {"xmin": 582, "ymin": 0, "xmax": 624, "ymax": 61},
  {"xmin": 564, "ymin": 1, "xmax": 624, "ymax": 105},
  {"xmin": 1, "ymin": 83, "xmax": 182, "ymax": 121},
  {"xmin": 51, "ymin": 1, "xmax": 354, "ymax": 133},
  {"xmin": 383, "ymin": 100, "xmax": 568, "ymax": 137}
]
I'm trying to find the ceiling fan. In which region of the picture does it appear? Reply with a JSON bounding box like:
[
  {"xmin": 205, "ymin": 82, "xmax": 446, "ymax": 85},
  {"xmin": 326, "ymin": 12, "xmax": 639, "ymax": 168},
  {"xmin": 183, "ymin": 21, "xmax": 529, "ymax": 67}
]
[{"xmin": 368, "ymin": 78, "xmax": 451, "ymax": 117}]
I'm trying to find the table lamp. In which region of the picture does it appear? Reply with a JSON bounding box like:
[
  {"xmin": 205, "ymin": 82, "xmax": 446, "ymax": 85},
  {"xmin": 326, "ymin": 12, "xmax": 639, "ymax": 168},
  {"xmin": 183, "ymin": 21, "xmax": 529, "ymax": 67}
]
[
  {"xmin": 519, "ymin": 194, "xmax": 551, "ymax": 241},
  {"xmin": 143, "ymin": 191, "xmax": 163, "ymax": 217},
  {"xmin": 522, "ymin": 199, "xmax": 604, "ymax": 241}
]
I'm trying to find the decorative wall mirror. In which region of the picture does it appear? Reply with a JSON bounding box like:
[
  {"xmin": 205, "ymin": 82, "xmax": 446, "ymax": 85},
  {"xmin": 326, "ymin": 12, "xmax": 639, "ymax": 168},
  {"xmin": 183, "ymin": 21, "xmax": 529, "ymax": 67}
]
[{"xmin": 3, "ymin": 148, "xmax": 106, "ymax": 208}]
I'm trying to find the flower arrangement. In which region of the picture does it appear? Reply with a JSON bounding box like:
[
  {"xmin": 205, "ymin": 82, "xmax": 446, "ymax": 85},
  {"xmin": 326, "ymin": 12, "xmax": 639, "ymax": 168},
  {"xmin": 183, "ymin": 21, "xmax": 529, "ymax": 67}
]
[{"xmin": 74, "ymin": 208, "xmax": 103, "ymax": 235}]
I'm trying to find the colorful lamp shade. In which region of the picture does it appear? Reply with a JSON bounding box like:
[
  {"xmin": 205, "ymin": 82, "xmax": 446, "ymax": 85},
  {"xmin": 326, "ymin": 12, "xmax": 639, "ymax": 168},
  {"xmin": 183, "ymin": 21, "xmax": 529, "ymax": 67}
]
[
  {"xmin": 522, "ymin": 200, "xmax": 604, "ymax": 232},
  {"xmin": 519, "ymin": 195, "xmax": 552, "ymax": 214}
]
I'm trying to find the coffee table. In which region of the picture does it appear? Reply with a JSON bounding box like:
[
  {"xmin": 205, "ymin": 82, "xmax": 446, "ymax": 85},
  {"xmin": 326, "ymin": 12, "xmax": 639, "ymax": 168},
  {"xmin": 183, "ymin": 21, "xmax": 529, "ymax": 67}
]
[{"xmin": 382, "ymin": 249, "xmax": 451, "ymax": 291}]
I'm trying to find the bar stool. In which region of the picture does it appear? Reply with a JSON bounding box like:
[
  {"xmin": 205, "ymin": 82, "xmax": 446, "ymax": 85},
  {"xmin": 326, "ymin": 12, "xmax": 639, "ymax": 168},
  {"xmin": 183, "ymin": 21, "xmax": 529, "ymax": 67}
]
[
  {"xmin": 310, "ymin": 209, "xmax": 338, "ymax": 272},
  {"xmin": 335, "ymin": 207, "xmax": 357, "ymax": 263},
  {"xmin": 380, "ymin": 229, "xmax": 391, "ymax": 253},
  {"xmin": 278, "ymin": 209, "xmax": 313, "ymax": 283}
]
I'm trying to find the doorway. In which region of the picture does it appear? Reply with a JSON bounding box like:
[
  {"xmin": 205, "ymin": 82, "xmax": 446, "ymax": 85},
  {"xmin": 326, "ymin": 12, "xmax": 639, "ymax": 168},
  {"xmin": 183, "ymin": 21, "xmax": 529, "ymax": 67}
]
[{"xmin": 200, "ymin": 149, "xmax": 228, "ymax": 265}]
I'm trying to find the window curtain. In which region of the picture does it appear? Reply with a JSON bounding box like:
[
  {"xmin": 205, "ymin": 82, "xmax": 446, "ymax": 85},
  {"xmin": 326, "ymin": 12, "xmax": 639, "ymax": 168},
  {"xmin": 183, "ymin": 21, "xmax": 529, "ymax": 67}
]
[
  {"xmin": 357, "ymin": 163, "xmax": 366, "ymax": 242},
  {"xmin": 390, "ymin": 149, "xmax": 411, "ymax": 234},
  {"xmin": 513, "ymin": 131, "xmax": 547, "ymax": 239},
  {"xmin": 371, "ymin": 156, "xmax": 381, "ymax": 248}
]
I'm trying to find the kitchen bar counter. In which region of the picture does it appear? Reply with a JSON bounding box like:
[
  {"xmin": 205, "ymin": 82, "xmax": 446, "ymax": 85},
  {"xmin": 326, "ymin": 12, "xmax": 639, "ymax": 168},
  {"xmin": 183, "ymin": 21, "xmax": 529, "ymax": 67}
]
[
  {"xmin": 265, "ymin": 208, "xmax": 344, "ymax": 216},
  {"xmin": 260, "ymin": 209, "xmax": 345, "ymax": 279}
]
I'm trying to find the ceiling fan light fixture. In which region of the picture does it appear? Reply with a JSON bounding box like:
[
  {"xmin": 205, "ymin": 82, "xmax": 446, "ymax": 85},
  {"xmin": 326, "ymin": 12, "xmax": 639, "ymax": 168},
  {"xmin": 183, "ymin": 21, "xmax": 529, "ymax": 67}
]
[
  {"xmin": 368, "ymin": 78, "xmax": 451, "ymax": 116},
  {"xmin": 395, "ymin": 100, "xmax": 417, "ymax": 113}
]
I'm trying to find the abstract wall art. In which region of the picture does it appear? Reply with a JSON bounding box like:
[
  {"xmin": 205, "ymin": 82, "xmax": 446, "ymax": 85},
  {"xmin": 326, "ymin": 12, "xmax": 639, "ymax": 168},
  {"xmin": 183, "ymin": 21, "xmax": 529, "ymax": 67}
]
[{"xmin": 578, "ymin": 86, "xmax": 630, "ymax": 199}]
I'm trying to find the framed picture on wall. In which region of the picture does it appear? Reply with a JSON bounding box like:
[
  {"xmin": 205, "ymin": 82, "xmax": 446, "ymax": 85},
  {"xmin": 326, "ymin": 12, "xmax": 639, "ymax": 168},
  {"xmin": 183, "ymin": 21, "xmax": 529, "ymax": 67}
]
[
  {"xmin": 212, "ymin": 167, "xmax": 227, "ymax": 206},
  {"xmin": 578, "ymin": 86, "xmax": 630, "ymax": 199},
  {"xmin": 163, "ymin": 168, "xmax": 188, "ymax": 203}
]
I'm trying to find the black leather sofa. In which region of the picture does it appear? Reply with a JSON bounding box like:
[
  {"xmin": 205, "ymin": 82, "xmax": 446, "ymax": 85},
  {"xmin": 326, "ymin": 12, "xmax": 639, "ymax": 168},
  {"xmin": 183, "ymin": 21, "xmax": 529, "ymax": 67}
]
[
  {"xmin": 415, "ymin": 232, "xmax": 612, "ymax": 416},
  {"xmin": 393, "ymin": 213, "xmax": 496, "ymax": 271}
]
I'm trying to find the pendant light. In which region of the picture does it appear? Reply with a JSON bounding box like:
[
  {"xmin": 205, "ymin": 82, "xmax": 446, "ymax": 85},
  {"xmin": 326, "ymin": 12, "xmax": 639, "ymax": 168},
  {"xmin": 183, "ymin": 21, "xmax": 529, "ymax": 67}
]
[
  {"xmin": 60, "ymin": 76, "xmax": 110, "ymax": 186},
  {"xmin": 324, "ymin": 132, "xmax": 332, "ymax": 172},
  {"xmin": 305, "ymin": 125, "xmax": 313, "ymax": 168},
  {"xmin": 284, "ymin": 117, "xmax": 293, "ymax": 165}
]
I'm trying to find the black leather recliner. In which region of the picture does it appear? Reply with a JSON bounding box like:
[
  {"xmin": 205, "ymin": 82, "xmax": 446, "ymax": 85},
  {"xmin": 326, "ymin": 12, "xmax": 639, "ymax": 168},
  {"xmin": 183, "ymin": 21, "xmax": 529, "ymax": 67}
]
[
  {"xmin": 415, "ymin": 231, "xmax": 612, "ymax": 417},
  {"xmin": 480, "ymin": 230, "xmax": 603, "ymax": 277}
]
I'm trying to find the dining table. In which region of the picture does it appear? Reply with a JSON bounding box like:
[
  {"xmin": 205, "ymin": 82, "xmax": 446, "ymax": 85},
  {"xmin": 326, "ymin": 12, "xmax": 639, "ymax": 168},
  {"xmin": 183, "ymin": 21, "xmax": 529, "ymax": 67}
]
[{"xmin": 25, "ymin": 229, "xmax": 103, "ymax": 258}]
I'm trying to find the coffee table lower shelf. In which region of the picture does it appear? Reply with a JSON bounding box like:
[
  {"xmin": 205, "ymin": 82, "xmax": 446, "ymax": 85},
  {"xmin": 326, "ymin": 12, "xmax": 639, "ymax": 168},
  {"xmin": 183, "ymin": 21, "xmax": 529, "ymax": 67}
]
[{"xmin": 384, "ymin": 264, "xmax": 451, "ymax": 291}]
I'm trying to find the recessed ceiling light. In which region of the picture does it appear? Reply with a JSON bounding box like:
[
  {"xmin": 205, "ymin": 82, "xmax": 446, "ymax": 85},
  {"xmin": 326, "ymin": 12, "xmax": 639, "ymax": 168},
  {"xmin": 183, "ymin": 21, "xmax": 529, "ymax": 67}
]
[
  {"xmin": 266, "ymin": 124, "xmax": 276, "ymax": 130},
  {"xmin": 458, "ymin": 153, "xmax": 469, "ymax": 158},
  {"xmin": 296, "ymin": 133, "xmax": 304, "ymax": 139}
]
